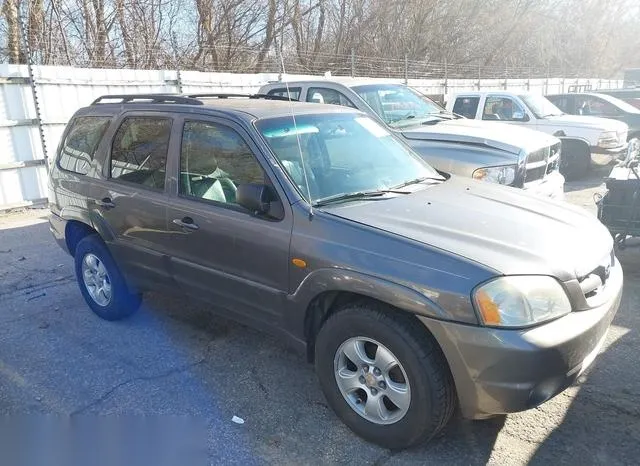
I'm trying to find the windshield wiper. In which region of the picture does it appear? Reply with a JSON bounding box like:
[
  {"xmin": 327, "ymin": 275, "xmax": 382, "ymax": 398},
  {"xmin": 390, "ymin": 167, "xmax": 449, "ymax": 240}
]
[
  {"xmin": 389, "ymin": 114, "xmax": 416, "ymax": 125},
  {"xmin": 312, "ymin": 189, "xmax": 409, "ymax": 207},
  {"xmin": 392, "ymin": 176, "xmax": 443, "ymax": 189}
]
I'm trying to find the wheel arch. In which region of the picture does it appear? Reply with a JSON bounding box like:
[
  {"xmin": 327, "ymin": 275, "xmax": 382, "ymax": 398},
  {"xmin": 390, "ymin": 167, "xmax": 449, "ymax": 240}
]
[
  {"xmin": 61, "ymin": 207, "xmax": 115, "ymax": 256},
  {"xmin": 294, "ymin": 269, "xmax": 454, "ymax": 363}
]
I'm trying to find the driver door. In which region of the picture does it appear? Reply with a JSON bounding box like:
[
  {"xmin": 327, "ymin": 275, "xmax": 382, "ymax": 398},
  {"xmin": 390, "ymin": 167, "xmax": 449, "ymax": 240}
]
[
  {"xmin": 162, "ymin": 116, "xmax": 293, "ymax": 325},
  {"xmin": 481, "ymin": 96, "xmax": 533, "ymax": 128}
]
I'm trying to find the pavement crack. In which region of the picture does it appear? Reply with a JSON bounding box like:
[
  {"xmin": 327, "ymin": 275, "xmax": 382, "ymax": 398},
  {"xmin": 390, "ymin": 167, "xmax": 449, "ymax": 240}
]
[
  {"xmin": 70, "ymin": 358, "xmax": 206, "ymax": 416},
  {"xmin": 371, "ymin": 450, "xmax": 396, "ymax": 466}
]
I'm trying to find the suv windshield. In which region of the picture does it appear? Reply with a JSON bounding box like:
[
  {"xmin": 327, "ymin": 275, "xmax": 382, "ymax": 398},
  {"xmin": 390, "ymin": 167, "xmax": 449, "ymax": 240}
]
[
  {"xmin": 256, "ymin": 113, "xmax": 442, "ymax": 204},
  {"xmin": 519, "ymin": 94, "xmax": 564, "ymax": 118},
  {"xmin": 351, "ymin": 84, "xmax": 447, "ymax": 128}
]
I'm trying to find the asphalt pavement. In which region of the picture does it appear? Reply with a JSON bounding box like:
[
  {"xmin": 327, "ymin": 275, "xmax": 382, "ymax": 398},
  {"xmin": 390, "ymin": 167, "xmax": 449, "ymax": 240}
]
[{"xmin": 0, "ymin": 169, "xmax": 638, "ymax": 465}]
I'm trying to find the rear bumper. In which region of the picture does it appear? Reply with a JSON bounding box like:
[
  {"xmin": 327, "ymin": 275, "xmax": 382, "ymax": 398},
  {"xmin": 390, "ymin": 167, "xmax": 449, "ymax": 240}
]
[
  {"xmin": 419, "ymin": 259, "xmax": 623, "ymax": 419},
  {"xmin": 49, "ymin": 212, "xmax": 70, "ymax": 255},
  {"xmin": 523, "ymin": 170, "xmax": 565, "ymax": 200}
]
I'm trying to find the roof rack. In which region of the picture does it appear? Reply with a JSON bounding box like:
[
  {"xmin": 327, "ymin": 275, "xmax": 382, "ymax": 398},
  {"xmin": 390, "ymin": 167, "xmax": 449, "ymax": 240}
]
[
  {"xmin": 91, "ymin": 94, "xmax": 204, "ymax": 105},
  {"xmin": 187, "ymin": 93, "xmax": 298, "ymax": 101}
]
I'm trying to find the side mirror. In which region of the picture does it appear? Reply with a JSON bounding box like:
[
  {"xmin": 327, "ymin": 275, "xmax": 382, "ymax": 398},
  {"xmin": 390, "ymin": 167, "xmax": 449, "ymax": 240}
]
[
  {"xmin": 237, "ymin": 183, "xmax": 283, "ymax": 219},
  {"xmin": 512, "ymin": 111, "xmax": 530, "ymax": 122}
]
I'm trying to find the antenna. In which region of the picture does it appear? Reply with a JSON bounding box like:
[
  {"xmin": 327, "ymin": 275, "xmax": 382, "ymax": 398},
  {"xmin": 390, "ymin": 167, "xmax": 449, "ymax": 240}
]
[{"xmin": 277, "ymin": 44, "xmax": 314, "ymax": 218}]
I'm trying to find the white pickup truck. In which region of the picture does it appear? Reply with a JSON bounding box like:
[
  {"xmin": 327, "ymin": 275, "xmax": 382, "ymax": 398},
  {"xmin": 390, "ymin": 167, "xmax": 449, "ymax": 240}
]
[{"xmin": 446, "ymin": 91, "xmax": 629, "ymax": 179}]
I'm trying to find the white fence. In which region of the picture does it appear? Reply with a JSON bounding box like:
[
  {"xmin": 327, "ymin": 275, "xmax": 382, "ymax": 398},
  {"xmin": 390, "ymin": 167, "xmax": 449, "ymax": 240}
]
[{"xmin": 0, "ymin": 63, "xmax": 623, "ymax": 210}]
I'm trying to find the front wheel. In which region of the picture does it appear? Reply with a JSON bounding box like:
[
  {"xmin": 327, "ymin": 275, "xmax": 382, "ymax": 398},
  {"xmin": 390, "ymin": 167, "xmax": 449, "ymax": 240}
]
[
  {"xmin": 314, "ymin": 303, "xmax": 456, "ymax": 449},
  {"xmin": 74, "ymin": 234, "xmax": 141, "ymax": 321}
]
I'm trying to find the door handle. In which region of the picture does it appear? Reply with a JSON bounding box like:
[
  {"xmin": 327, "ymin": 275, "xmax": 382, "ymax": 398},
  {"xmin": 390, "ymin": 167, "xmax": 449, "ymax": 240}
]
[
  {"xmin": 172, "ymin": 217, "xmax": 199, "ymax": 231},
  {"xmin": 95, "ymin": 197, "xmax": 115, "ymax": 209}
]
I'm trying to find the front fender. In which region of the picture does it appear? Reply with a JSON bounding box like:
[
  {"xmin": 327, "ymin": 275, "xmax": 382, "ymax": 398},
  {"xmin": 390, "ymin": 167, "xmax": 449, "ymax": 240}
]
[{"xmin": 284, "ymin": 267, "xmax": 467, "ymax": 341}]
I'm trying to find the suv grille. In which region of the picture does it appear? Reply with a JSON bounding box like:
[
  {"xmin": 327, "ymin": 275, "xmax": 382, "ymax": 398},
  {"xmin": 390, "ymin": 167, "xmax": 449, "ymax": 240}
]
[
  {"xmin": 524, "ymin": 142, "xmax": 561, "ymax": 183},
  {"xmin": 578, "ymin": 248, "xmax": 615, "ymax": 303}
]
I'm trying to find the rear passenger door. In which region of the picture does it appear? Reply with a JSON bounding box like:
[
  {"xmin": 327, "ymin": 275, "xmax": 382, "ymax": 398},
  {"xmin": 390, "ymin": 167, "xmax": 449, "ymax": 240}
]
[
  {"xmin": 163, "ymin": 116, "xmax": 292, "ymax": 325},
  {"xmin": 93, "ymin": 112, "xmax": 175, "ymax": 289}
]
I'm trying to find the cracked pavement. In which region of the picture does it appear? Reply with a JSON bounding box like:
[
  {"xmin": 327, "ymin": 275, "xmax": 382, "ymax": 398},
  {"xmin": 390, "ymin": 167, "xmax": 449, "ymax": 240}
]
[{"xmin": 0, "ymin": 168, "xmax": 639, "ymax": 465}]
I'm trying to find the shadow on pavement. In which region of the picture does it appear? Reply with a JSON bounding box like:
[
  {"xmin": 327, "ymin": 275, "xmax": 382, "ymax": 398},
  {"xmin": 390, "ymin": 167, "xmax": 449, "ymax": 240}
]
[
  {"xmin": 563, "ymin": 166, "xmax": 609, "ymax": 193},
  {"xmin": 528, "ymin": 266, "xmax": 640, "ymax": 465}
]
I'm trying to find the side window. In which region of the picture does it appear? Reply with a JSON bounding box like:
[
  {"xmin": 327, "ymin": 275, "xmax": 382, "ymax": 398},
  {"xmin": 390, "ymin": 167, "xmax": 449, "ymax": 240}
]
[
  {"xmin": 110, "ymin": 117, "xmax": 171, "ymax": 190},
  {"xmin": 180, "ymin": 121, "xmax": 265, "ymax": 207},
  {"xmin": 266, "ymin": 87, "xmax": 301, "ymax": 101},
  {"xmin": 548, "ymin": 95, "xmax": 569, "ymax": 112},
  {"xmin": 482, "ymin": 97, "xmax": 526, "ymax": 121},
  {"xmin": 578, "ymin": 97, "xmax": 620, "ymax": 117},
  {"xmin": 307, "ymin": 87, "xmax": 356, "ymax": 108},
  {"xmin": 57, "ymin": 116, "xmax": 111, "ymax": 175},
  {"xmin": 452, "ymin": 97, "xmax": 479, "ymax": 119}
]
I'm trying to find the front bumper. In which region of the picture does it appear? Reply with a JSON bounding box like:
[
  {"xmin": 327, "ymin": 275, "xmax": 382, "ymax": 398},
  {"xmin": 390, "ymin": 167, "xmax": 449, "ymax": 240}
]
[
  {"xmin": 523, "ymin": 170, "xmax": 565, "ymax": 200},
  {"xmin": 591, "ymin": 142, "xmax": 629, "ymax": 159},
  {"xmin": 419, "ymin": 258, "xmax": 623, "ymax": 419}
]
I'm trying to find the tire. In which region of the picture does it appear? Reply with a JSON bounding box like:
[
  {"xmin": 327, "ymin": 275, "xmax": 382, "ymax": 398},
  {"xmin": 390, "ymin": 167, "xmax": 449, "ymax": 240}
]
[
  {"xmin": 559, "ymin": 139, "xmax": 591, "ymax": 181},
  {"xmin": 314, "ymin": 302, "xmax": 456, "ymax": 449},
  {"xmin": 74, "ymin": 234, "xmax": 141, "ymax": 321}
]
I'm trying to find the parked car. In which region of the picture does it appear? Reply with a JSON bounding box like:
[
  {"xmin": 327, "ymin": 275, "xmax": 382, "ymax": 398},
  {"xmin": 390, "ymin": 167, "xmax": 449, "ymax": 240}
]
[
  {"xmin": 259, "ymin": 81, "xmax": 564, "ymax": 199},
  {"xmin": 49, "ymin": 94, "xmax": 621, "ymax": 449},
  {"xmin": 447, "ymin": 91, "xmax": 630, "ymax": 179},
  {"xmin": 547, "ymin": 93, "xmax": 640, "ymax": 142}
]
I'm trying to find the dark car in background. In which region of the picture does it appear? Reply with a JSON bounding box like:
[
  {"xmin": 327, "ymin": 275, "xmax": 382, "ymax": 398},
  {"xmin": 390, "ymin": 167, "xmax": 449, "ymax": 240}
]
[{"xmin": 547, "ymin": 93, "xmax": 640, "ymax": 141}]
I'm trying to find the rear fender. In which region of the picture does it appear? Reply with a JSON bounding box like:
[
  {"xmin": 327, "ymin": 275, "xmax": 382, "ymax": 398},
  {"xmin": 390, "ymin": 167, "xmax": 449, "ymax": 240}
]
[{"xmin": 60, "ymin": 206, "xmax": 115, "ymax": 243}]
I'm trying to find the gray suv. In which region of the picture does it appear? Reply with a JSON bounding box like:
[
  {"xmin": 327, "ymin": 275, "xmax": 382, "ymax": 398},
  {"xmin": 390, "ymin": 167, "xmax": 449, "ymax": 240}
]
[{"xmin": 49, "ymin": 94, "xmax": 621, "ymax": 449}]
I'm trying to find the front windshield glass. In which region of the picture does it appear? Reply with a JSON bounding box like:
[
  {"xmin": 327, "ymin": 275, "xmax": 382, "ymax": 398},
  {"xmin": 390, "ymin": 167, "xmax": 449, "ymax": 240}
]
[
  {"xmin": 352, "ymin": 84, "xmax": 446, "ymax": 128},
  {"xmin": 519, "ymin": 94, "xmax": 563, "ymax": 118},
  {"xmin": 255, "ymin": 113, "xmax": 442, "ymax": 204}
]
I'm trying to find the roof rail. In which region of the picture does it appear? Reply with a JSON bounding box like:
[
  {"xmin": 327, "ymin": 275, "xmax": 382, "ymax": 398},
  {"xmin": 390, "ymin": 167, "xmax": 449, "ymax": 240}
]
[
  {"xmin": 187, "ymin": 93, "xmax": 298, "ymax": 101},
  {"xmin": 91, "ymin": 94, "xmax": 204, "ymax": 105}
]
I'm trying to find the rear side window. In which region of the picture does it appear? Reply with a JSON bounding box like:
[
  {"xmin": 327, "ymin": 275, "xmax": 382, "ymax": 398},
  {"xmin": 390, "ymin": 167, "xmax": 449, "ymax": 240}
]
[
  {"xmin": 267, "ymin": 87, "xmax": 301, "ymax": 100},
  {"xmin": 57, "ymin": 116, "xmax": 111, "ymax": 175},
  {"xmin": 307, "ymin": 87, "xmax": 357, "ymax": 108},
  {"xmin": 110, "ymin": 117, "xmax": 172, "ymax": 190},
  {"xmin": 548, "ymin": 95, "xmax": 569, "ymax": 112},
  {"xmin": 452, "ymin": 97, "xmax": 479, "ymax": 119}
]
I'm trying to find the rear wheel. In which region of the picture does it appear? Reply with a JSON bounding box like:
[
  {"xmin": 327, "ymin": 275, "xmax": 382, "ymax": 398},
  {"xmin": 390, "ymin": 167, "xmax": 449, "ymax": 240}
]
[
  {"xmin": 74, "ymin": 234, "xmax": 141, "ymax": 320},
  {"xmin": 314, "ymin": 302, "xmax": 456, "ymax": 449}
]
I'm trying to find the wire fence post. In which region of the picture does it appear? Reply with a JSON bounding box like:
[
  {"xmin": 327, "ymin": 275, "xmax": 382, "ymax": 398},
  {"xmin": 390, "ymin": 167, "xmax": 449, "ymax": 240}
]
[
  {"xmin": 527, "ymin": 67, "xmax": 531, "ymax": 91},
  {"xmin": 477, "ymin": 62, "xmax": 481, "ymax": 90},
  {"xmin": 350, "ymin": 49, "xmax": 355, "ymax": 78},
  {"xmin": 545, "ymin": 65, "xmax": 549, "ymax": 94},
  {"xmin": 19, "ymin": 9, "xmax": 48, "ymax": 173},
  {"xmin": 504, "ymin": 64, "xmax": 508, "ymax": 90},
  {"xmin": 176, "ymin": 69, "xmax": 183, "ymax": 94},
  {"xmin": 404, "ymin": 55, "xmax": 408, "ymax": 85},
  {"xmin": 444, "ymin": 58, "xmax": 448, "ymax": 96}
]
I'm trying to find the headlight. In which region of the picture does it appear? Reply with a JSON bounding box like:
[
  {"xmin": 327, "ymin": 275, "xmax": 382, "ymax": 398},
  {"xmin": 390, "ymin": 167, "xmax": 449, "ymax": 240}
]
[
  {"xmin": 473, "ymin": 276, "xmax": 571, "ymax": 327},
  {"xmin": 598, "ymin": 131, "xmax": 619, "ymax": 148},
  {"xmin": 472, "ymin": 165, "xmax": 516, "ymax": 185}
]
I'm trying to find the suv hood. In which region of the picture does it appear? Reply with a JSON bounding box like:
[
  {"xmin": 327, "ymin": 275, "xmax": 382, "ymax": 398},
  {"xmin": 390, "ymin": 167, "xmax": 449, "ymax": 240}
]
[
  {"xmin": 402, "ymin": 119, "xmax": 559, "ymax": 154},
  {"xmin": 324, "ymin": 176, "xmax": 612, "ymax": 281},
  {"xmin": 541, "ymin": 114, "xmax": 628, "ymax": 132}
]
